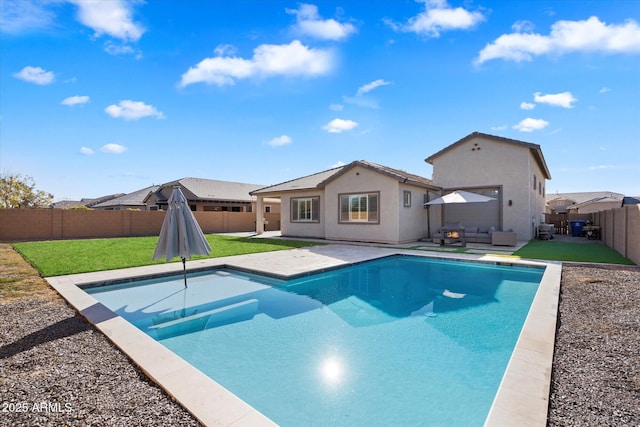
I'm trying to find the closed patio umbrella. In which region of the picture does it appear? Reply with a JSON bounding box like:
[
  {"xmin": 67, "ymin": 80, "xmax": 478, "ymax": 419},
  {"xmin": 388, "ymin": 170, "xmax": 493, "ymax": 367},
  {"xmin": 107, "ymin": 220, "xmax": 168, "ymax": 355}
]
[{"xmin": 153, "ymin": 186, "xmax": 211, "ymax": 287}]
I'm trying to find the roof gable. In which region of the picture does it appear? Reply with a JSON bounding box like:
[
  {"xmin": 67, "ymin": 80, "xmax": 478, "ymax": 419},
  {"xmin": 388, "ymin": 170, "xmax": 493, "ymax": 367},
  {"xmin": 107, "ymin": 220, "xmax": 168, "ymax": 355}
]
[{"xmin": 425, "ymin": 132, "xmax": 551, "ymax": 180}]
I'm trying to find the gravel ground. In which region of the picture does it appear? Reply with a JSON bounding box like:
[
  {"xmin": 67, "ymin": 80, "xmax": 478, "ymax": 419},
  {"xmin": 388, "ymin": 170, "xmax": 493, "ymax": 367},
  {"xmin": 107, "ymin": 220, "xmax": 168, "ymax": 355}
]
[
  {"xmin": 548, "ymin": 264, "xmax": 640, "ymax": 426},
  {"xmin": 1, "ymin": 245, "xmax": 639, "ymax": 426}
]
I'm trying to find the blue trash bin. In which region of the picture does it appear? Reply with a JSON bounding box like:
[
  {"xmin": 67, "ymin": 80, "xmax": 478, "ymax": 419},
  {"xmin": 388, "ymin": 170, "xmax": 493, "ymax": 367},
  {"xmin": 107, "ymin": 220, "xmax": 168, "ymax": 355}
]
[{"xmin": 570, "ymin": 220, "xmax": 586, "ymax": 237}]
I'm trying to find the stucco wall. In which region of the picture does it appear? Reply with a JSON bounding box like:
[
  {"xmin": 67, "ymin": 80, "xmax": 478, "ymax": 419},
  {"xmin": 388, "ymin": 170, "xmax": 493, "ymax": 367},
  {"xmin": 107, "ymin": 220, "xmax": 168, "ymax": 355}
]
[
  {"xmin": 324, "ymin": 165, "xmax": 401, "ymax": 243},
  {"xmin": 398, "ymin": 185, "xmax": 430, "ymax": 242},
  {"xmin": 279, "ymin": 190, "xmax": 325, "ymax": 239},
  {"xmin": 431, "ymin": 135, "xmax": 547, "ymax": 240}
]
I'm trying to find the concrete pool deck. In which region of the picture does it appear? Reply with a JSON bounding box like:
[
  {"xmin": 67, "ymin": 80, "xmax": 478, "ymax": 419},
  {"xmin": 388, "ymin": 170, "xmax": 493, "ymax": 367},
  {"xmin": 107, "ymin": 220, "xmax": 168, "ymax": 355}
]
[{"xmin": 46, "ymin": 244, "xmax": 561, "ymax": 427}]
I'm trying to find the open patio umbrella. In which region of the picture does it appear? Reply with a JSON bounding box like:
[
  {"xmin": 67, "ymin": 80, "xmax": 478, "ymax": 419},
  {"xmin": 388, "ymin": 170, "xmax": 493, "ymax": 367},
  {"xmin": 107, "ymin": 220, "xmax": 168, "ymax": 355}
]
[
  {"xmin": 424, "ymin": 190, "xmax": 496, "ymax": 205},
  {"xmin": 153, "ymin": 187, "xmax": 211, "ymax": 287},
  {"xmin": 424, "ymin": 190, "xmax": 496, "ymax": 240}
]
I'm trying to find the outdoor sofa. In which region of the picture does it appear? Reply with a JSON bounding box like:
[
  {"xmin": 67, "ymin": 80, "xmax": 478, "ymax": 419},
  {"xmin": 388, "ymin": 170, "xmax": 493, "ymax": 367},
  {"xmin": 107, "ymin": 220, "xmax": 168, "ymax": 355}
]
[{"xmin": 433, "ymin": 226, "xmax": 517, "ymax": 246}]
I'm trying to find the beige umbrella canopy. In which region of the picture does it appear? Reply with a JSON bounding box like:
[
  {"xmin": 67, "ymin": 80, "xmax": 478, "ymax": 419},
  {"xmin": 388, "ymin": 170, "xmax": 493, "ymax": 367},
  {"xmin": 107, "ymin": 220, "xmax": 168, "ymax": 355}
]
[
  {"xmin": 153, "ymin": 187, "xmax": 211, "ymax": 287},
  {"xmin": 424, "ymin": 190, "xmax": 496, "ymax": 205}
]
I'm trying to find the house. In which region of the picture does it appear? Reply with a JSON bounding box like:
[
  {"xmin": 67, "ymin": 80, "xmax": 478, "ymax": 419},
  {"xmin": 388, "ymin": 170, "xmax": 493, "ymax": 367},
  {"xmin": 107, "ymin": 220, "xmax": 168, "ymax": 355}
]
[
  {"xmin": 52, "ymin": 193, "xmax": 125, "ymax": 209},
  {"xmin": 252, "ymin": 132, "xmax": 551, "ymax": 244},
  {"xmin": 252, "ymin": 160, "xmax": 440, "ymax": 244},
  {"xmin": 425, "ymin": 132, "xmax": 551, "ymax": 241},
  {"xmin": 144, "ymin": 177, "xmax": 280, "ymax": 213},
  {"xmin": 92, "ymin": 178, "xmax": 281, "ymax": 213},
  {"xmin": 92, "ymin": 186, "xmax": 160, "ymax": 210},
  {"xmin": 545, "ymin": 192, "xmax": 624, "ymax": 214}
]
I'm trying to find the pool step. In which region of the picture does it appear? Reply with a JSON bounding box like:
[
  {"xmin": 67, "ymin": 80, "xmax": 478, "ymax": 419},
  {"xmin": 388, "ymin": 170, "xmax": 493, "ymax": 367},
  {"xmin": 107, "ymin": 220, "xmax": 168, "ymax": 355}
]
[{"xmin": 149, "ymin": 299, "xmax": 259, "ymax": 339}]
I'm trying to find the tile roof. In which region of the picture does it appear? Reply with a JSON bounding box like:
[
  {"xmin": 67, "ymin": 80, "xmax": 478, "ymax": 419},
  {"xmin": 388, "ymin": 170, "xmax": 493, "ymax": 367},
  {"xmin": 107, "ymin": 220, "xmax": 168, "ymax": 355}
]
[
  {"xmin": 92, "ymin": 186, "xmax": 159, "ymax": 208},
  {"xmin": 251, "ymin": 160, "xmax": 436, "ymax": 195},
  {"xmin": 160, "ymin": 178, "xmax": 267, "ymax": 202},
  {"xmin": 545, "ymin": 191, "xmax": 625, "ymax": 204},
  {"xmin": 53, "ymin": 194, "xmax": 125, "ymax": 209}
]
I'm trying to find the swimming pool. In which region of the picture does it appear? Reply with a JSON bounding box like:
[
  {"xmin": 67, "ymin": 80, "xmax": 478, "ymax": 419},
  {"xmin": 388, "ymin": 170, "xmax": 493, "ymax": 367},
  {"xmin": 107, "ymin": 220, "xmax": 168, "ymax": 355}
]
[{"xmin": 85, "ymin": 255, "xmax": 544, "ymax": 426}]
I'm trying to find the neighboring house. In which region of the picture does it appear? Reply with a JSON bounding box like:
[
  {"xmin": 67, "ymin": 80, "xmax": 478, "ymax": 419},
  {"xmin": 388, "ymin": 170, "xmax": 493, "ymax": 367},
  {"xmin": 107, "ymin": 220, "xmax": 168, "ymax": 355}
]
[
  {"xmin": 145, "ymin": 177, "xmax": 280, "ymax": 213},
  {"xmin": 546, "ymin": 192, "xmax": 624, "ymax": 214},
  {"xmin": 425, "ymin": 132, "xmax": 551, "ymax": 241},
  {"xmin": 92, "ymin": 186, "xmax": 160, "ymax": 210},
  {"xmin": 52, "ymin": 193, "xmax": 125, "ymax": 209},
  {"xmin": 251, "ymin": 160, "xmax": 440, "ymax": 244},
  {"xmin": 253, "ymin": 132, "xmax": 551, "ymax": 243}
]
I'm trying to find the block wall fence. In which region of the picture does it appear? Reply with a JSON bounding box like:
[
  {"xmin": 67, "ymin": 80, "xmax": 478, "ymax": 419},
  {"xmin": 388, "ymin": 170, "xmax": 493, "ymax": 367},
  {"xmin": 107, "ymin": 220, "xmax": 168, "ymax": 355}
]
[
  {"xmin": 0, "ymin": 206, "xmax": 637, "ymax": 265},
  {"xmin": 0, "ymin": 209, "xmax": 281, "ymax": 242},
  {"xmin": 591, "ymin": 205, "xmax": 640, "ymax": 266}
]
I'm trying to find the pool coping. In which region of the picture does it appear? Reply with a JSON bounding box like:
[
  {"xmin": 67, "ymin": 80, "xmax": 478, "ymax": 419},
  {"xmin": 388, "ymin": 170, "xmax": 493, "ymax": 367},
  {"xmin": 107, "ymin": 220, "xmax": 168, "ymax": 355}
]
[{"xmin": 46, "ymin": 244, "xmax": 561, "ymax": 427}]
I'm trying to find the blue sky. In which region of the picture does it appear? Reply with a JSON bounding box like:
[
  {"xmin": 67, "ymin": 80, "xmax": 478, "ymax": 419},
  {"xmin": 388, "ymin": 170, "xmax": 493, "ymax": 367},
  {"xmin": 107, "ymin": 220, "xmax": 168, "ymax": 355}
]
[{"xmin": 1, "ymin": 0, "xmax": 639, "ymax": 201}]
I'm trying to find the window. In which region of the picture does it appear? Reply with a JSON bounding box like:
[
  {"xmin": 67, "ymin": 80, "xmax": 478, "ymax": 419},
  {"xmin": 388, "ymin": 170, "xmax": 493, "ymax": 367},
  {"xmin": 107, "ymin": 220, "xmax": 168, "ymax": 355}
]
[
  {"xmin": 538, "ymin": 182, "xmax": 542, "ymax": 195},
  {"xmin": 339, "ymin": 193, "xmax": 379, "ymax": 223},
  {"xmin": 264, "ymin": 206, "xmax": 271, "ymax": 213},
  {"xmin": 291, "ymin": 197, "xmax": 319, "ymax": 222},
  {"xmin": 533, "ymin": 174, "xmax": 537, "ymax": 191},
  {"xmin": 403, "ymin": 191, "xmax": 411, "ymax": 207}
]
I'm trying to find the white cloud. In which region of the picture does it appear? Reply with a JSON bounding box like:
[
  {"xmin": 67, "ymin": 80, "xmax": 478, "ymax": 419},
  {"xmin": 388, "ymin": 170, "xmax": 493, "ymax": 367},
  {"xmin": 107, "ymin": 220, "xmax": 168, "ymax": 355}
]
[
  {"xmin": 323, "ymin": 118, "xmax": 358, "ymax": 133},
  {"xmin": 180, "ymin": 40, "xmax": 333, "ymax": 87},
  {"xmin": 266, "ymin": 135, "xmax": 293, "ymax": 147},
  {"xmin": 61, "ymin": 95, "xmax": 90, "ymax": 106},
  {"xmin": 475, "ymin": 16, "xmax": 640, "ymax": 65},
  {"xmin": 286, "ymin": 3, "xmax": 356, "ymax": 41},
  {"xmin": 512, "ymin": 20, "xmax": 535, "ymax": 33},
  {"xmin": 104, "ymin": 40, "xmax": 141, "ymax": 58},
  {"xmin": 0, "ymin": 0, "xmax": 55, "ymax": 34},
  {"xmin": 105, "ymin": 100, "xmax": 165, "ymax": 120},
  {"xmin": 101, "ymin": 143, "xmax": 127, "ymax": 154},
  {"xmin": 599, "ymin": 86, "xmax": 611, "ymax": 93},
  {"xmin": 520, "ymin": 102, "xmax": 536, "ymax": 110},
  {"xmin": 329, "ymin": 103, "xmax": 344, "ymax": 111},
  {"xmin": 331, "ymin": 161, "xmax": 346, "ymax": 168},
  {"xmin": 387, "ymin": 0, "xmax": 485, "ymax": 37},
  {"xmin": 68, "ymin": 0, "xmax": 145, "ymax": 42},
  {"xmin": 343, "ymin": 95, "xmax": 380, "ymax": 109},
  {"xmin": 214, "ymin": 44, "xmax": 238, "ymax": 56},
  {"xmin": 491, "ymin": 125, "xmax": 508, "ymax": 131},
  {"xmin": 356, "ymin": 79, "xmax": 391, "ymax": 96},
  {"xmin": 80, "ymin": 146, "xmax": 94, "ymax": 155},
  {"xmin": 13, "ymin": 66, "xmax": 55, "ymax": 85},
  {"xmin": 534, "ymin": 91, "xmax": 577, "ymax": 108},
  {"xmin": 513, "ymin": 118, "xmax": 550, "ymax": 132}
]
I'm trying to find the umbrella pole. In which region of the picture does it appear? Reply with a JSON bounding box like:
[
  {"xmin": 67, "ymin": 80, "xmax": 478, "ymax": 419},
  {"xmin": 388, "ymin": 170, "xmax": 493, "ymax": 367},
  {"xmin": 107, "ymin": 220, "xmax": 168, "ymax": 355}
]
[{"xmin": 182, "ymin": 257, "xmax": 187, "ymax": 288}]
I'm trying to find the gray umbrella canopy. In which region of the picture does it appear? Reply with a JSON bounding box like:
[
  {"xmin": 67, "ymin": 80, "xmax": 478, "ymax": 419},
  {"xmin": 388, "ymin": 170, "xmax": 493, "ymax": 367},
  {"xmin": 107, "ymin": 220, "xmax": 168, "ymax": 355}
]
[
  {"xmin": 424, "ymin": 190, "xmax": 495, "ymax": 205},
  {"xmin": 153, "ymin": 187, "xmax": 211, "ymax": 287}
]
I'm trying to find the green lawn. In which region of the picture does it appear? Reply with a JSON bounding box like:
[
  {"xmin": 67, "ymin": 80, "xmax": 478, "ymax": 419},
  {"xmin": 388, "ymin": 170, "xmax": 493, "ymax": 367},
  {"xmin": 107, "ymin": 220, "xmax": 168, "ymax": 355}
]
[
  {"xmin": 13, "ymin": 235, "xmax": 320, "ymax": 277},
  {"xmin": 513, "ymin": 240, "xmax": 635, "ymax": 265}
]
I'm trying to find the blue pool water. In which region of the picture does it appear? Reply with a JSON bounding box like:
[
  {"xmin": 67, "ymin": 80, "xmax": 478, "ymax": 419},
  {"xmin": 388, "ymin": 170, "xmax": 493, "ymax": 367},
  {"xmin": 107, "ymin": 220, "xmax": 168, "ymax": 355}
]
[{"xmin": 86, "ymin": 255, "xmax": 543, "ymax": 426}]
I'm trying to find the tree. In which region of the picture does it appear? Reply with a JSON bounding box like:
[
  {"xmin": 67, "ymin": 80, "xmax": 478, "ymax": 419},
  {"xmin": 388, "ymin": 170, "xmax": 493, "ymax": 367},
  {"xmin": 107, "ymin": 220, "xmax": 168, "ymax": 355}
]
[{"xmin": 0, "ymin": 173, "xmax": 53, "ymax": 208}]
